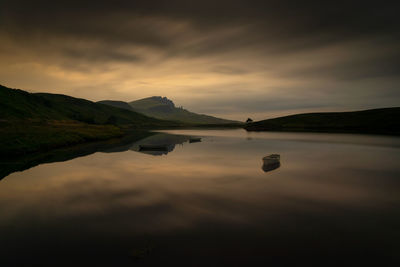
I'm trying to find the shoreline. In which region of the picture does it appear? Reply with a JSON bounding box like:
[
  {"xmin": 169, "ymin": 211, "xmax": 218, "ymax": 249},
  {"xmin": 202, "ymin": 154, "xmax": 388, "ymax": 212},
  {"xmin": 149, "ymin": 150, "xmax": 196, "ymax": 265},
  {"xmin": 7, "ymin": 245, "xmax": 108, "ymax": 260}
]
[{"xmin": 0, "ymin": 120, "xmax": 243, "ymax": 158}]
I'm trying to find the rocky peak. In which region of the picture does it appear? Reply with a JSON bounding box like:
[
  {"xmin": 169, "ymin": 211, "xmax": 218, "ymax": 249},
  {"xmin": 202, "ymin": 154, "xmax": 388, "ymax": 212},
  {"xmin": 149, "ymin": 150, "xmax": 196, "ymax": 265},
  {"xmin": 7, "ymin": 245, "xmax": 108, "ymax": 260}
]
[{"xmin": 149, "ymin": 96, "xmax": 175, "ymax": 107}]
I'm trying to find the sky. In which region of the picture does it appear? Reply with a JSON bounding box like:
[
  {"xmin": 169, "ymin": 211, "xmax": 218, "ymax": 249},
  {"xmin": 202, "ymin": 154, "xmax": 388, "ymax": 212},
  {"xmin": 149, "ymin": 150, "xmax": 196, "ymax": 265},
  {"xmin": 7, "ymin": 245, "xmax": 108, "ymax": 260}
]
[{"xmin": 0, "ymin": 0, "xmax": 399, "ymax": 120}]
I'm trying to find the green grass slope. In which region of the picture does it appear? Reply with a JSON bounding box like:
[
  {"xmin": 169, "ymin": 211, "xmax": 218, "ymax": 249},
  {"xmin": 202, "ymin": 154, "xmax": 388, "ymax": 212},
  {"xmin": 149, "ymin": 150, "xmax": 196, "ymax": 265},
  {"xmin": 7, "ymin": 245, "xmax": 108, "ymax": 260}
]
[
  {"xmin": 0, "ymin": 85, "xmax": 180, "ymax": 155},
  {"xmin": 0, "ymin": 84, "xmax": 173, "ymax": 127},
  {"xmin": 0, "ymin": 121, "xmax": 124, "ymax": 156},
  {"xmin": 245, "ymin": 107, "xmax": 400, "ymax": 135},
  {"xmin": 128, "ymin": 96, "xmax": 240, "ymax": 125},
  {"xmin": 97, "ymin": 100, "xmax": 135, "ymax": 111}
]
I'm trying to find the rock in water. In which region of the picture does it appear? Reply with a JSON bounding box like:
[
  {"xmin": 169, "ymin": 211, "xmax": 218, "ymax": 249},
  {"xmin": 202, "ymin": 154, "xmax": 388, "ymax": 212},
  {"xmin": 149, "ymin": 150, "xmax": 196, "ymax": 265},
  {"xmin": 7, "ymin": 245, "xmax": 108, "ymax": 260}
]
[{"xmin": 262, "ymin": 154, "xmax": 280, "ymax": 172}]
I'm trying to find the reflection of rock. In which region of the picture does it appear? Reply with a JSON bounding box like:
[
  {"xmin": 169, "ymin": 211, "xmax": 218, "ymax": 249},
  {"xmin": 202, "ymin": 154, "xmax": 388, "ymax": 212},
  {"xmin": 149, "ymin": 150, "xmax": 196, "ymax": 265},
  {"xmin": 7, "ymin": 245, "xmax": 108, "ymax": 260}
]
[
  {"xmin": 262, "ymin": 154, "xmax": 280, "ymax": 172},
  {"xmin": 139, "ymin": 145, "xmax": 169, "ymax": 151},
  {"xmin": 138, "ymin": 144, "xmax": 173, "ymax": 155},
  {"xmin": 189, "ymin": 138, "xmax": 201, "ymax": 143},
  {"xmin": 262, "ymin": 162, "xmax": 280, "ymax": 172},
  {"xmin": 130, "ymin": 133, "xmax": 191, "ymax": 156}
]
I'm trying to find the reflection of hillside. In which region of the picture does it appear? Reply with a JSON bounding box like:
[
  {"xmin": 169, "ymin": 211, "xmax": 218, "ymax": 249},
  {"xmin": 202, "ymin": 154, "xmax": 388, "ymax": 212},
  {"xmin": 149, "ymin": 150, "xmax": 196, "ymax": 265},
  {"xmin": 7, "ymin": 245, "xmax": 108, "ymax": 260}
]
[
  {"xmin": 0, "ymin": 131, "xmax": 153, "ymax": 180},
  {"xmin": 130, "ymin": 133, "xmax": 191, "ymax": 156},
  {"xmin": 1, "ymin": 132, "xmax": 202, "ymax": 180}
]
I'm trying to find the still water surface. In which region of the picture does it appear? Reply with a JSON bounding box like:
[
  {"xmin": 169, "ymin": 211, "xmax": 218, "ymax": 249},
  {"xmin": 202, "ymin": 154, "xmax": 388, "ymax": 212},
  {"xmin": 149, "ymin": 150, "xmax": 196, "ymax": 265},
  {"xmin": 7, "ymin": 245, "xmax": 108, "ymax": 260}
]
[{"xmin": 1, "ymin": 129, "xmax": 400, "ymax": 266}]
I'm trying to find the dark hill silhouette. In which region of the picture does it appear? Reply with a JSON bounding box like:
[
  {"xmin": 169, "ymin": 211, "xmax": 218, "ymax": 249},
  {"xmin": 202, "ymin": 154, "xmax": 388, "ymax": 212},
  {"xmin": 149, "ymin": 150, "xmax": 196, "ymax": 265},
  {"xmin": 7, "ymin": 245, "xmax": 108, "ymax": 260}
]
[
  {"xmin": 97, "ymin": 100, "xmax": 135, "ymax": 112},
  {"xmin": 245, "ymin": 108, "xmax": 400, "ymax": 135},
  {"xmin": 0, "ymin": 84, "xmax": 173, "ymax": 127},
  {"xmin": 0, "ymin": 84, "xmax": 181, "ymax": 156},
  {"xmin": 124, "ymin": 96, "xmax": 239, "ymax": 124},
  {"xmin": 98, "ymin": 96, "xmax": 239, "ymax": 124}
]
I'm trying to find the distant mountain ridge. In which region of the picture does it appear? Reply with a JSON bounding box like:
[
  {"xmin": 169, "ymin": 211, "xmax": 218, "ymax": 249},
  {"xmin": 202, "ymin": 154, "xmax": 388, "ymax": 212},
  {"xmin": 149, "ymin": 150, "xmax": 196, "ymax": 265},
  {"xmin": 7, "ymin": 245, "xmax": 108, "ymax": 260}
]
[{"xmin": 99, "ymin": 96, "xmax": 239, "ymax": 124}]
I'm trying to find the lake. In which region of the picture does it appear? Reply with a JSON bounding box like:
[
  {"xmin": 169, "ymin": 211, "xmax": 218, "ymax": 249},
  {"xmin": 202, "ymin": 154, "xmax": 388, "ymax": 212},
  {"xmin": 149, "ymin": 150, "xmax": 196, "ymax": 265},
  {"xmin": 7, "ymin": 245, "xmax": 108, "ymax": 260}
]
[{"xmin": 1, "ymin": 129, "xmax": 400, "ymax": 266}]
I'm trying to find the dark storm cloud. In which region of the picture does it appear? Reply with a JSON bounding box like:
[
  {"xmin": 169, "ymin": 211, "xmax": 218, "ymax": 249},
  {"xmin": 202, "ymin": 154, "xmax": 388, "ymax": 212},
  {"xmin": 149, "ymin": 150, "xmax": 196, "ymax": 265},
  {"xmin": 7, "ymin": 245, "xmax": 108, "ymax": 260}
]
[
  {"xmin": 0, "ymin": 0, "xmax": 399, "ymax": 119},
  {"xmin": 2, "ymin": 0, "xmax": 398, "ymax": 57},
  {"xmin": 280, "ymin": 47, "xmax": 400, "ymax": 81},
  {"xmin": 60, "ymin": 46, "xmax": 142, "ymax": 63}
]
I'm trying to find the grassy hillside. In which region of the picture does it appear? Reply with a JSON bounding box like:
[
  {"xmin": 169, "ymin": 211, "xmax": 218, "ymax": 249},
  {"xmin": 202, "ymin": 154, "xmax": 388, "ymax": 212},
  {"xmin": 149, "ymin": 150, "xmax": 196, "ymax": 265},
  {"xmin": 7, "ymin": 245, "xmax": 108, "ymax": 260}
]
[
  {"xmin": 0, "ymin": 85, "xmax": 173, "ymax": 127},
  {"xmin": 127, "ymin": 96, "xmax": 240, "ymax": 124},
  {"xmin": 0, "ymin": 120, "xmax": 124, "ymax": 156},
  {"xmin": 245, "ymin": 108, "xmax": 400, "ymax": 135},
  {"xmin": 0, "ymin": 85, "xmax": 181, "ymax": 155},
  {"xmin": 97, "ymin": 100, "xmax": 135, "ymax": 111}
]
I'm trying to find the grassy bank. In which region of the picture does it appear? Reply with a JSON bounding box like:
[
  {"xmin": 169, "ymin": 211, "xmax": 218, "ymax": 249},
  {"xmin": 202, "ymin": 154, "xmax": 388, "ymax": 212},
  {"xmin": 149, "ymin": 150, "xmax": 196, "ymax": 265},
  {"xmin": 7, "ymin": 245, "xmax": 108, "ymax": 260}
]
[
  {"xmin": 0, "ymin": 120, "xmax": 125, "ymax": 156},
  {"xmin": 0, "ymin": 84, "xmax": 244, "ymax": 157},
  {"xmin": 0, "ymin": 84, "xmax": 182, "ymax": 156}
]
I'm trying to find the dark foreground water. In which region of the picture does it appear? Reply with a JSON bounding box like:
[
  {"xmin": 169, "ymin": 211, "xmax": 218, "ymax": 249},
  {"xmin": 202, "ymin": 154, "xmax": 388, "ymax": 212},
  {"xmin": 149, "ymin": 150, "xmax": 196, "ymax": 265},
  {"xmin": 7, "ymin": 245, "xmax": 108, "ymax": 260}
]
[{"xmin": 1, "ymin": 129, "xmax": 400, "ymax": 266}]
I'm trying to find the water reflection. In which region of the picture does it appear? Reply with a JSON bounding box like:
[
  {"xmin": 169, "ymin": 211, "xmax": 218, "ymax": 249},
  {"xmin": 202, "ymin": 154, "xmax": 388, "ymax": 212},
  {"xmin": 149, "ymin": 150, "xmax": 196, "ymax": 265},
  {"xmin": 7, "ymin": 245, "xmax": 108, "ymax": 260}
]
[
  {"xmin": 189, "ymin": 137, "xmax": 202, "ymax": 143},
  {"xmin": 262, "ymin": 161, "xmax": 281, "ymax": 172},
  {"xmin": 0, "ymin": 131, "xmax": 151, "ymax": 180},
  {"xmin": 0, "ymin": 132, "xmax": 203, "ymax": 180},
  {"xmin": 130, "ymin": 133, "xmax": 192, "ymax": 156},
  {"xmin": 0, "ymin": 129, "xmax": 400, "ymax": 266}
]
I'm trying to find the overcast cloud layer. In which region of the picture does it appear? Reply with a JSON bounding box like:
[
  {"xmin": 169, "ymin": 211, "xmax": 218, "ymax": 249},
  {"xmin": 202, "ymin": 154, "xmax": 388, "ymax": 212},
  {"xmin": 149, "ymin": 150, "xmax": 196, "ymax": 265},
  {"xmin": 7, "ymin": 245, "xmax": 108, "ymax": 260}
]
[{"xmin": 1, "ymin": 0, "xmax": 399, "ymax": 120}]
